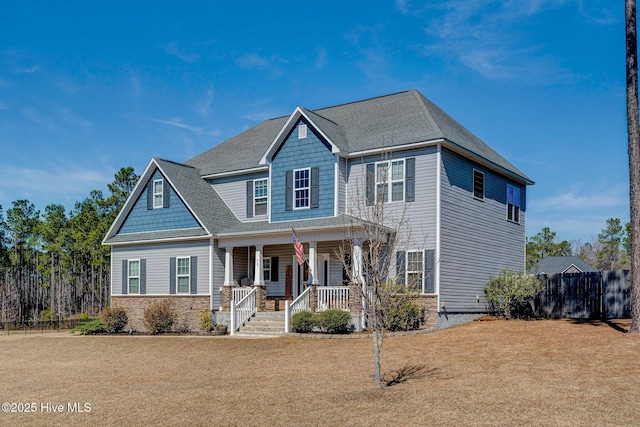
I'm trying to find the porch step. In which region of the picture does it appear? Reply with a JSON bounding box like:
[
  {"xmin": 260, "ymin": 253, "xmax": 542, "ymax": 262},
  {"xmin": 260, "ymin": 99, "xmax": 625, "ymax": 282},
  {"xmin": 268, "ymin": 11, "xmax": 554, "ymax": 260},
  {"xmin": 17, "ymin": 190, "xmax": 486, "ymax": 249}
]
[{"xmin": 234, "ymin": 312, "xmax": 287, "ymax": 337}]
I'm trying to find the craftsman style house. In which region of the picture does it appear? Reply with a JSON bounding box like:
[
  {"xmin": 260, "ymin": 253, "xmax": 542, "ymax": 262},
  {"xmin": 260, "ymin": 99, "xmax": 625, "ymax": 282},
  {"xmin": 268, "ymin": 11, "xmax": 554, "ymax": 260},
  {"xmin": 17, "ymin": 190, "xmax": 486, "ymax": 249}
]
[{"xmin": 103, "ymin": 90, "xmax": 533, "ymax": 333}]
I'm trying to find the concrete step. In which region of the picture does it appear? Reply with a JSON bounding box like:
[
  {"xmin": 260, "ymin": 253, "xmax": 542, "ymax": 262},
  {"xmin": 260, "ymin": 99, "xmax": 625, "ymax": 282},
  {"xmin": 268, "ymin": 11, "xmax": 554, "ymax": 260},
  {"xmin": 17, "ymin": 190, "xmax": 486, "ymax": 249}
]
[{"xmin": 234, "ymin": 313, "xmax": 287, "ymax": 337}]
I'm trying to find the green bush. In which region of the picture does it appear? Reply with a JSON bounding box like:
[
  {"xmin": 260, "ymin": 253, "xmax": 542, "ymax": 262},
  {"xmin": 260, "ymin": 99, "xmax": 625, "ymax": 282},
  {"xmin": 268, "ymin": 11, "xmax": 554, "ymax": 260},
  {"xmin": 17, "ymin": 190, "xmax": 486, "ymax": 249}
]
[
  {"xmin": 101, "ymin": 307, "xmax": 128, "ymax": 334},
  {"xmin": 484, "ymin": 268, "xmax": 544, "ymax": 319},
  {"xmin": 385, "ymin": 298, "xmax": 425, "ymax": 331},
  {"xmin": 39, "ymin": 309, "xmax": 51, "ymax": 322},
  {"xmin": 291, "ymin": 311, "xmax": 315, "ymax": 333},
  {"xmin": 78, "ymin": 311, "xmax": 90, "ymax": 322},
  {"xmin": 199, "ymin": 309, "xmax": 213, "ymax": 332},
  {"xmin": 315, "ymin": 309, "xmax": 354, "ymax": 334},
  {"xmin": 73, "ymin": 319, "xmax": 105, "ymax": 335},
  {"xmin": 143, "ymin": 300, "xmax": 176, "ymax": 334}
]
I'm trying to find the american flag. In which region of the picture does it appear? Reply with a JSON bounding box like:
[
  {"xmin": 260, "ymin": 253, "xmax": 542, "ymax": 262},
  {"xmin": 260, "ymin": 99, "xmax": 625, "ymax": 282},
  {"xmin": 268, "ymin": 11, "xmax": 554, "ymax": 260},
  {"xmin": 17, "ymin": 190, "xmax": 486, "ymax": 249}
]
[{"xmin": 292, "ymin": 228, "xmax": 306, "ymax": 266}]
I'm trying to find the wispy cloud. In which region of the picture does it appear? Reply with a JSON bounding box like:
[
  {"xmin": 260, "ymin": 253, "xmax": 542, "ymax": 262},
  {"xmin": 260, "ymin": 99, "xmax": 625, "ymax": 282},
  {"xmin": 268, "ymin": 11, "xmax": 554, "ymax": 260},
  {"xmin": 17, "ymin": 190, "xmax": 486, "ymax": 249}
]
[
  {"xmin": 149, "ymin": 117, "xmax": 220, "ymax": 136},
  {"xmin": 395, "ymin": 0, "xmax": 410, "ymax": 14},
  {"xmin": 533, "ymin": 183, "xmax": 628, "ymax": 212},
  {"xmin": 165, "ymin": 41, "xmax": 200, "ymax": 63},
  {"xmin": 235, "ymin": 53, "xmax": 287, "ymax": 79},
  {"xmin": 315, "ymin": 48, "xmax": 328, "ymax": 70},
  {"xmin": 194, "ymin": 87, "xmax": 214, "ymax": 118},
  {"xmin": 21, "ymin": 104, "xmax": 91, "ymax": 131}
]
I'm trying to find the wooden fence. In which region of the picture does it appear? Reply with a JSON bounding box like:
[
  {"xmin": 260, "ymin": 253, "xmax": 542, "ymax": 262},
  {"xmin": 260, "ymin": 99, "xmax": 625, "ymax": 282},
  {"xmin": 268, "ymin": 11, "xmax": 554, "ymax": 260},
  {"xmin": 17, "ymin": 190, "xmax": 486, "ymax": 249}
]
[{"xmin": 535, "ymin": 271, "xmax": 631, "ymax": 319}]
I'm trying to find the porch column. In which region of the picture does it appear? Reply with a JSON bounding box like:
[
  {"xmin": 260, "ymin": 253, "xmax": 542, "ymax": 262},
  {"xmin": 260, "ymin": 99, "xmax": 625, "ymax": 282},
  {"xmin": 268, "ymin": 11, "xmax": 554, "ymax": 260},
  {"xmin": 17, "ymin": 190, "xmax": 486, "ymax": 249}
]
[
  {"xmin": 254, "ymin": 245, "xmax": 264, "ymax": 285},
  {"xmin": 224, "ymin": 247, "xmax": 234, "ymax": 286},
  {"xmin": 352, "ymin": 240, "xmax": 364, "ymax": 284},
  {"xmin": 309, "ymin": 241, "xmax": 318, "ymax": 285}
]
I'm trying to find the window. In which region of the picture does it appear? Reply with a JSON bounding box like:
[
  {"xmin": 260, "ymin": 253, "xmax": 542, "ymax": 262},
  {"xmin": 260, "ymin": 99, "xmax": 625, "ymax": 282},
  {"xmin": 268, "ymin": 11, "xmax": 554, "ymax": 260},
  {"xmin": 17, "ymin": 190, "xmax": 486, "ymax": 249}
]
[
  {"xmin": 263, "ymin": 257, "xmax": 271, "ymax": 281},
  {"xmin": 375, "ymin": 160, "xmax": 404, "ymax": 203},
  {"xmin": 294, "ymin": 168, "xmax": 310, "ymax": 209},
  {"xmin": 406, "ymin": 251, "xmax": 423, "ymax": 291},
  {"xmin": 153, "ymin": 179, "xmax": 163, "ymax": 208},
  {"xmin": 298, "ymin": 124, "xmax": 307, "ymax": 139},
  {"xmin": 128, "ymin": 260, "xmax": 140, "ymax": 294},
  {"xmin": 507, "ymin": 184, "xmax": 521, "ymax": 223},
  {"xmin": 254, "ymin": 178, "xmax": 268, "ymax": 215},
  {"xmin": 473, "ymin": 170, "xmax": 484, "ymax": 200},
  {"xmin": 177, "ymin": 257, "xmax": 190, "ymax": 293}
]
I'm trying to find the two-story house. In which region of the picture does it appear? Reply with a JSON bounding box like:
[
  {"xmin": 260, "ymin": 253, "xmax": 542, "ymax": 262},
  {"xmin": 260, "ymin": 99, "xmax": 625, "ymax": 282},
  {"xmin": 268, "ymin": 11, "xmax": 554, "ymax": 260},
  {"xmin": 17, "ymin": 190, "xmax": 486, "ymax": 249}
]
[{"xmin": 103, "ymin": 90, "xmax": 533, "ymax": 333}]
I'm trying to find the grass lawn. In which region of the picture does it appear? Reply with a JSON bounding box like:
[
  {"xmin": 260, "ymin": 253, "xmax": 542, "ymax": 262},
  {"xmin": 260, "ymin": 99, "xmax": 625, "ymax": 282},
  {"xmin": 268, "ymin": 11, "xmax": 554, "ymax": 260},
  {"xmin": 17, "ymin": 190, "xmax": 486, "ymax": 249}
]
[{"xmin": 0, "ymin": 319, "xmax": 639, "ymax": 426}]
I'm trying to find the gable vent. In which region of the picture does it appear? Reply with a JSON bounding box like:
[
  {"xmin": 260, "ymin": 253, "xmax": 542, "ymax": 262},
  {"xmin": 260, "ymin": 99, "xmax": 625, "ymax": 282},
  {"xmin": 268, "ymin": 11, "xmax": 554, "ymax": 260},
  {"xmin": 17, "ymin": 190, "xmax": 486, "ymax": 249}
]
[{"xmin": 298, "ymin": 124, "xmax": 307, "ymax": 139}]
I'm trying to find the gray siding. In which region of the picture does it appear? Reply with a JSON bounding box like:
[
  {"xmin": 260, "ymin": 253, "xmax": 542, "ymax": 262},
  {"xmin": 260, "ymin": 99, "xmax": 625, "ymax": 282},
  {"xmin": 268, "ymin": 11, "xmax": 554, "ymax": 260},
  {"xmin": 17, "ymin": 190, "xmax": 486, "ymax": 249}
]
[
  {"xmin": 111, "ymin": 240, "xmax": 210, "ymax": 295},
  {"xmin": 346, "ymin": 147, "xmax": 438, "ymax": 249},
  {"xmin": 439, "ymin": 148, "xmax": 526, "ymax": 312},
  {"xmin": 338, "ymin": 157, "xmax": 347, "ymax": 215},
  {"xmin": 210, "ymin": 172, "xmax": 269, "ymax": 223}
]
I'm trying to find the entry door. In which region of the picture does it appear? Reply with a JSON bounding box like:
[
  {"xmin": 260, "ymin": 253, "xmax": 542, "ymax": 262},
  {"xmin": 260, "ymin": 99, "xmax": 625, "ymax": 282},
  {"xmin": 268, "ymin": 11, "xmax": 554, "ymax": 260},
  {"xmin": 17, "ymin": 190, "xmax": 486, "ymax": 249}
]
[{"xmin": 292, "ymin": 254, "xmax": 330, "ymax": 297}]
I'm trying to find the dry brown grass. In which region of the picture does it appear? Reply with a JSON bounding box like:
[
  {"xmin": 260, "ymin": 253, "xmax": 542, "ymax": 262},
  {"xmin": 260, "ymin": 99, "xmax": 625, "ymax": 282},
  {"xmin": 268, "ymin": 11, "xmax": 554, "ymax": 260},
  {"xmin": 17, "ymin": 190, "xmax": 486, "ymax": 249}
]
[{"xmin": 1, "ymin": 319, "xmax": 639, "ymax": 426}]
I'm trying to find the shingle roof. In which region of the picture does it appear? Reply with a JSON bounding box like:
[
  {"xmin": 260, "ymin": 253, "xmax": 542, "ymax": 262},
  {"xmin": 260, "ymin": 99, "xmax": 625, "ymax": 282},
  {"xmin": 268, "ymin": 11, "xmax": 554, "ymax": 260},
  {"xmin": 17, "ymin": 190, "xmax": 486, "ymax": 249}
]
[
  {"xmin": 185, "ymin": 89, "xmax": 532, "ymax": 184},
  {"xmin": 529, "ymin": 256, "xmax": 598, "ymax": 275}
]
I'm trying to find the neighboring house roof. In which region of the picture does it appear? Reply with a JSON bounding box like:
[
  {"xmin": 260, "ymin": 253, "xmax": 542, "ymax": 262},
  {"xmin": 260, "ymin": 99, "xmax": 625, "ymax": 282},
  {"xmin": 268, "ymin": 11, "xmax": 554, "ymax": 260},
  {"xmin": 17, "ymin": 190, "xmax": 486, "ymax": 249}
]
[
  {"xmin": 186, "ymin": 89, "xmax": 533, "ymax": 185},
  {"xmin": 529, "ymin": 256, "xmax": 598, "ymax": 275}
]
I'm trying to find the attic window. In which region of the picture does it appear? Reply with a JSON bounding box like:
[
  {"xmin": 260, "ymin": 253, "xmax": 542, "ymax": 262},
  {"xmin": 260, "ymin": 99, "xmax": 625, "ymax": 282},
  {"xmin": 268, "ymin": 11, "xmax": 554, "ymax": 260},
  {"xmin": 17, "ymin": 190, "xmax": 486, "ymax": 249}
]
[
  {"xmin": 153, "ymin": 179, "xmax": 164, "ymax": 208},
  {"xmin": 298, "ymin": 124, "xmax": 307, "ymax": 139}
]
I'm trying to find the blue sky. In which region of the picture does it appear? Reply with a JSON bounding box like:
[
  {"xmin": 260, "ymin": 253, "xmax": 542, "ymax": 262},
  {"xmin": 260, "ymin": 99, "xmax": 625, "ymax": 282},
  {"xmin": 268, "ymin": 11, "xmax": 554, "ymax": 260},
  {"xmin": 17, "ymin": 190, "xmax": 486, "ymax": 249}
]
[{"xmin": 0, "ymin": 0, "xmax": 625, "ymax": 245}]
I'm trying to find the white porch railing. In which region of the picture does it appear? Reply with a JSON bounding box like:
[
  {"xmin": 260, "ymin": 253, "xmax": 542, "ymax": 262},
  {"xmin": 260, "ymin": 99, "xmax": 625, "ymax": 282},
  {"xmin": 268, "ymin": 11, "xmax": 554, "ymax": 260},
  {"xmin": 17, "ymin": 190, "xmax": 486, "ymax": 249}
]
[
  {"xmin": 284, "ymin": 287, "xmax": 310, "ymax": 333},
  {"xmin": 317, "ymin": 286, "xmax": 350, "ymax": 312},
  {"xmin": 230, "ymin": 287, "xmax": 257, "ymax": 336},
  {"xmin": 233, "ymin": 287, "xmax": 253, "ymax": 304}
]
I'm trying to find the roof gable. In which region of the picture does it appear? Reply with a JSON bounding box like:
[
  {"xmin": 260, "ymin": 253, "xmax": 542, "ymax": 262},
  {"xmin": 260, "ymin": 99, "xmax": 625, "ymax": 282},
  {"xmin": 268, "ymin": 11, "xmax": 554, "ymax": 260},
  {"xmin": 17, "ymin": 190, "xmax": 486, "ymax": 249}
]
[{"xmin": 529, "ymin": 256, "xmax": 598, "ymax": 275}]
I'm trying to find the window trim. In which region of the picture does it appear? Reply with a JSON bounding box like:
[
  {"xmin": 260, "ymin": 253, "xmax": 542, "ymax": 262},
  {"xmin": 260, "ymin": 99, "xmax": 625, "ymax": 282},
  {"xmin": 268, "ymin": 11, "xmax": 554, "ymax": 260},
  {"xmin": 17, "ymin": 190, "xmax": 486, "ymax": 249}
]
[
  {"xmin": 473, "ymin": 169, "xmax": 485, "ymax": 200},
  {"xmin": 176, "ymin": 256, "xmax": 191, "ymax": 294},
  {"xmin": 153, "ymin": 179, "xmax": 163, "ymax": 209},
  {"xmin": 375, "ymin": 159, "xmax": 405, "ymax": 203},
  {"xmin": 263, "ymin": 257, "xmax": 271, "ymax": 282},
  {"xmin": 293, "ymin": 167, "xmax": 310, "ymax": 210},
  {"xmin": 128, "ymin": 259, "xmax": 140, "ymax": 294},
  {"xmin": 298, "ymin": 124, "xmax": 307, "ymax": 139},
  {"xmin": 506, "ymin": 184, "xmax": 521, "ymax": 224},
  {"xmin": 253, "ymin": 178, "xmax": 268, "ymax": 216}
]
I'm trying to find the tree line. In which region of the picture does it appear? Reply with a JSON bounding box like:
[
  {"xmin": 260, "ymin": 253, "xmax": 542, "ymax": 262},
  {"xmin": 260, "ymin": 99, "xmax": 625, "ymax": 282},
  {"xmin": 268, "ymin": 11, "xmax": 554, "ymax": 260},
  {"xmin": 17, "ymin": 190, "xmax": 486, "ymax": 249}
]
[
  {"xmin": 0, "ymin": 167, "xmax": 138, "ymax": 323},
  {"xmin": 526, "ymin": 218, "xmax": 631, "ymax": 272}
]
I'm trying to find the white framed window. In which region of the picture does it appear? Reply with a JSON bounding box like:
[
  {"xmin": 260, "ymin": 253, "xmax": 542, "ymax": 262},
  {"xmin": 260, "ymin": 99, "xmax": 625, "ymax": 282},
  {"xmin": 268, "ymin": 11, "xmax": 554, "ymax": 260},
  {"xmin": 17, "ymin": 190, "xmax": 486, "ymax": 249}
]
[
  {"xmin": 263, "ymin": 257, "xmax": 271, "ymax": 281},
  {"xmin": 298, "ymin": 124, "xmax": 307, "ymax": 139},
  {"xmin": 153, "ymin": 179, "xmax": 163, "ymax": 208},
  {"xmin": 254, "ymin": 178, "xmax": 268, "ymax": 216},
  {"xmin": 473, "ymin": 170, "xmax": 485, "ymax": 200},
  {"xmin": 177, "ymin": 257, "xmax": 190, "ymax": 293},
  {"xmin": 294, "ymin": 168, "xmax": 310, "ymax": 209},
  {"xmin": 128, "ymin": 259, "xmax": 140, "ymax": 294},
  {"xmin": 507, "ymin": 184, "xmax": 521, "ymax": 223},
  {"xmin": 406, "ymin": 250, "xmax": 423, "ymax": 291},
  {"xmin": 375, "ymin": 160, "xmax": 404, "ymax": 203}
]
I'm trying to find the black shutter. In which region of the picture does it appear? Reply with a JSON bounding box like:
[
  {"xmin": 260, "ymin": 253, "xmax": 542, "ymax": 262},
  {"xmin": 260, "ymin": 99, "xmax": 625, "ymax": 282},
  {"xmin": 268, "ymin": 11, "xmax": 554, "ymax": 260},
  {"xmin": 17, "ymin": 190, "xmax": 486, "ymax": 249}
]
[
  {"xmin": 146, "ymin": 182, "xmax": 153, "ymax": 210},
  {"xmin": 310, "ymin": 167, "xmax": 319, "ymax": 208},
  {"xmin": 246, "ymin": 181, "xmax": 254, "ymax": 218},
  {"xmin": 271, "ymin": 257, "xmax": 279, "ymax": 282},
  {"xmin": 162, "ymin": 180, "xmax": 170, "ymax": 208},
  {"xmin": 396, "ymin": 251, "xmax": 406, "ymax": 286},
  {"xmin": 140, "ymin": 259, "xmax": 146, "ymax": 295},
  {"xmin": 285, "ymin": 170, "xmax": 293, "ymax": 211},
  {"xmin": 366, "ymin": 163, "xmax": 375, "ymax": 206},
  {"xmin": 169, "ymin": 257, "xmax": 176, "ymax": 294},
  {"xmin": 405, "ymin": 158, "xmax": 415, "ymax": 202},
  {"xmin": 425, "ymin": 250, "xmax": 435, "ymax": 293},
  {"xmin": 190, "ymin": 256, "xmax": 197, "ymax": 294},
  {"xmin": 122, "ymin": 260, "xmax": 128, "ymax": 294}
]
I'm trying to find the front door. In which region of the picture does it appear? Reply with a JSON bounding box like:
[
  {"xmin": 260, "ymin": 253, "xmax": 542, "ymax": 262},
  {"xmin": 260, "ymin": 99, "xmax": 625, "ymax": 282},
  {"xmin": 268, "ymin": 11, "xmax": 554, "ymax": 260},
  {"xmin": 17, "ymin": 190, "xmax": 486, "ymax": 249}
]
[{"xmin": 291, "ymin": 254, "xmax": 331, "ymax": 297}]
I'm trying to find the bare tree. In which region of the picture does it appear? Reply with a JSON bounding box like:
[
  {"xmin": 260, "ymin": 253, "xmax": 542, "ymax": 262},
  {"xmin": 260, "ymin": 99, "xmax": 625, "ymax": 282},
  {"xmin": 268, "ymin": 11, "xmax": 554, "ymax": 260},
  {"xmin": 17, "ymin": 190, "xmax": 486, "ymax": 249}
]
[
  {"xmin": 626, "ymin": 0, "xmax": 640, "ymax": 333},
  {"xmin": 337, "ymin": 154, "xmax": 426, "ymax": 388}
]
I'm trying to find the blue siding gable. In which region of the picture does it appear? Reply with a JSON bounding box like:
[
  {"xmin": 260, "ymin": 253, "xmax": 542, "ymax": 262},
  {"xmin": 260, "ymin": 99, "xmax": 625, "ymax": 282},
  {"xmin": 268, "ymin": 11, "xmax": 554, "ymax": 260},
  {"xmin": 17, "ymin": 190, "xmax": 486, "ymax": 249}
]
[
  {"xmin": 271, "ymin": 120, "xmax": 335, "ymax": 221},
  {"xmin": 118, "ymin": 170, "xmax": 201, "ymax": 234}
]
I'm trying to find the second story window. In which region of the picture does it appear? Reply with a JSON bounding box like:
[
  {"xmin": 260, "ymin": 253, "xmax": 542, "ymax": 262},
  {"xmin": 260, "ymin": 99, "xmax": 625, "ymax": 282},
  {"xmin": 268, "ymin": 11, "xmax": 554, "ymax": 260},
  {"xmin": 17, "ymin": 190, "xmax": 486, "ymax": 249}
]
[
  {"xmin": 376, "ymin": 160, "xmax": 404, "ymax": 203},
  {"xmin": 254, "ymin": 178, "xmax": 268, "ymax": 215},
  {"xmin": 473, "ymin": 170, "xmax": 485, "ymax": 200},
  {"xmin": 507, "ymin": 184, "xmax": 521, "ymax": 223},
  {"xmin": 294, "ymin": 168, "xmax": 310, "ymax": 209},
  {"xmin": 153, "ymin": 179, "xmax": 163, "ymax": 208}
]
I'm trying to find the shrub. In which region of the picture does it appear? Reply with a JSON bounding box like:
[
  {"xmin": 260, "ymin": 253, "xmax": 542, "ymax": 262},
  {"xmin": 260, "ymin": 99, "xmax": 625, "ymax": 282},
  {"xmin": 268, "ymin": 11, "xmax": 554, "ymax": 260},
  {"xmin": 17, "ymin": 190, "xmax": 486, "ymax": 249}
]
[
  {"xmin": 73, "ymin": 319, "xmax": 105, "ymax": 335},
  {"xmin": 385, "ymin": 298, "xmax": 425, "ymax": 331},
  {"xmin": 291, "ymin": 311, "xmax": 315, "ymax": 333},
  {"xmin": 484, "ymin": 268, "xmax": 544, "ymax": 319},
  {"xmin": 143, "ymin": 300, "xmax": 176, "ymax": 334},
  {"xmin": 101, "ymin": 307, "xmax": 128, "ymax": 334},
  {"xmin": 39, "ymin": 309, "xmax": 51, "ymax": 323},
  {"xmin": 199, "ymin": 309, "xmax": 213, "ymax": 332},
  {"xmin": 315, "ymin": 309, "xmax": 354, "ymax": 334},
  {"xmin": 78, "ymin": 311, "xmax": 90, "ymax": 322}
]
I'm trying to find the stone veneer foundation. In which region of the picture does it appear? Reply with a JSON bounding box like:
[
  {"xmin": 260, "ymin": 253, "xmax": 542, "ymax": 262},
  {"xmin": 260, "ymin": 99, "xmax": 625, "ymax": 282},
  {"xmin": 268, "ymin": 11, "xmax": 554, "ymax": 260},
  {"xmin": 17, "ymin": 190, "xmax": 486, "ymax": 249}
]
[{"xmin": 111, "ymin": 295, "xmax": 210, "ymax": 333}]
